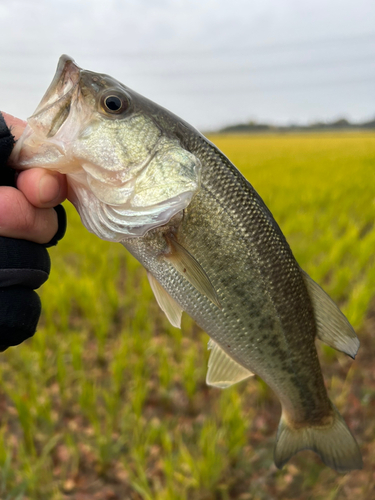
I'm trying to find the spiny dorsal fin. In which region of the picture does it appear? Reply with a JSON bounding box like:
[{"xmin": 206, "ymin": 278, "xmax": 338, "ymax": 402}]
[
  {"xmin": 147, "ymin": 272, "xmax": 183, "ymax": 328},
  {"xmin": 301, "ymin": 269, "xmax": 359, "ymax": 359},
  {"xmin": 206, "ymin": 339, "xmax": 254, "ymax": 388},
  {"xmin": 164, "ymin": 236, "xmax": 221, "ymax": 308}
]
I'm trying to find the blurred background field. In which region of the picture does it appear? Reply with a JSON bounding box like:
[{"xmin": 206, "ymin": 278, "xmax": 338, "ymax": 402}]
[{"xmin": 0, "ymin": 131, "xmax": 374, "ymax": 499}]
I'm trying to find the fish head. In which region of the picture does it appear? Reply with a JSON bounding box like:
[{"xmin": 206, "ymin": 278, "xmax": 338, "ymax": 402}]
[{"xmin": 11, "ymin": 55, "xmax": 201, "ymax": 240}]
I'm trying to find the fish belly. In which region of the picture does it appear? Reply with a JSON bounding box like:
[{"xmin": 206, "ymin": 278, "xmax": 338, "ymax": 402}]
[{"xmin": 123, "ymin": 170, "xmax": 331, "ymax": 426}]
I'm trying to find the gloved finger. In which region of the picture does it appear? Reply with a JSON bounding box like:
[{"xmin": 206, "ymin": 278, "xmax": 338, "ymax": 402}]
[
  {"xmin": 0, "ymin": 112, "xmax": 26, "ymax": 141},
  {"xmin": 0, "ymin": 236, "xmax": 50, "ymax": 289},
  {"xmin": 0, "ymin": 186, "xmax": 59, "ymax": 244},
  {"xmin": 17, "ymin": 168, "xmax": 68, "ymax": 208},
  {"xmin": 0, "ymin": 287, "xmax": 41, "ymax": 347}
]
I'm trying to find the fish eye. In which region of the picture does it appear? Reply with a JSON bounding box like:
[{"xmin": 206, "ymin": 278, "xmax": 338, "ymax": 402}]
[
  {"xmin": 101, "ymin": 91, "xmax": 129, "ymax": 115},
  {"xmin": 105, "ymin": 95, "xmax": 122, "ymax": 111}
]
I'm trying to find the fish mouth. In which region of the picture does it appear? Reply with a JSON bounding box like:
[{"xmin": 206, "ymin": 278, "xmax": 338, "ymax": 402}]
[
  {"xmin": 29, "ymin": 55, "xmax": 81, "ymax": 137},
  {"xmin": 35, "ymin": 55, "xmax": 80, "ymax": 114},
  {"xmin": 10, "ymin": 55, "xmax": 84, "ymax": 169}
]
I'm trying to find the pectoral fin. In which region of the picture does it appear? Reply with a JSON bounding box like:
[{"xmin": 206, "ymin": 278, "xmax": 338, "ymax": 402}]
[
  {"xmin": 164, "ymin": 236, "xmax": 221, "ymax": 308},
  {"xmin": 147, "ymin": 272, "xmax": 183, "ymax": 328},
  {"xmin": 206, "ymin": 339, "xmax": 254, "ymax": 388},
  {"xmin": 301, "ymin": 269, "xmax": 359, "ymax": 358}
]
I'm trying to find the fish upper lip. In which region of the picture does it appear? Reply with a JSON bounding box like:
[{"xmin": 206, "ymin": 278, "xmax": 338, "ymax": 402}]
[{"xmin": 32, "ymin": 55, "xmax": 81, "ymax": 119}]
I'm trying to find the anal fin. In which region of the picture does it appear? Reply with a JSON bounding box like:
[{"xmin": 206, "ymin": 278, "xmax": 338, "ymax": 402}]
[
  {"xmin": 301, "ymin": 269, "xmax": 359, "ymax": 359},
  {"xmin": 206, "ymin": 339, "xmax": 253, "ymax": 388},
  {"xmin": 147, "ymin": 272, "xmax": 183, "ymax": 328}
]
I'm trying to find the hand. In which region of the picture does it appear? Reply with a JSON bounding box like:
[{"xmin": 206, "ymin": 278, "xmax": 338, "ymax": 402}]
[
  {"xmin": 0, "ymin": 112, "xmax": 68, "ymax": 349},
  {"xmin": 0, "ymin": 112, "xmax": 67, "ymax": 243}
]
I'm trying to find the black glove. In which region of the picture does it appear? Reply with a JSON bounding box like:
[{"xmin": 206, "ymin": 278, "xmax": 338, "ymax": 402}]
[{"xmin": 0, "ymin": 113, "xmax": 66, "ymax": 350}]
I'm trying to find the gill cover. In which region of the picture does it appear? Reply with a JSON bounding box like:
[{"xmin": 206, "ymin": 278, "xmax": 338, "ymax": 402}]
[
  {"xmin": 68, "ymin": 130, "xmax": 201, "ymax": 241},
  {"xmin": 11, "ymin": 55, "xmax": 201, "ymax": 241}
]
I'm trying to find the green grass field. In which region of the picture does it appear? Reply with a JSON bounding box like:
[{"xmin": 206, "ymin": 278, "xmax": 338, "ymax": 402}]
[{"xmin": 0, "ymin": 131, "xmax": 375, "ymax": 499}]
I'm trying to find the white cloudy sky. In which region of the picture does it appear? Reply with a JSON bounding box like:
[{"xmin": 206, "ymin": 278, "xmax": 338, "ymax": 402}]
[{"xmin": 0, "ymin": 0, "xmax": 374, "ymax": 131}]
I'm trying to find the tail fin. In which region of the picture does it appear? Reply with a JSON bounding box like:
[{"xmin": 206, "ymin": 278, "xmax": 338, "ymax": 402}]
[{"xmin": 274, "ymin": 406, "xmax": 362, "ymax": 473}]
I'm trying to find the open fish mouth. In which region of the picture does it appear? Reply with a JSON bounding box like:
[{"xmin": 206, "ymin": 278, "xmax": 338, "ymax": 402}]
[
  {"xmin": 10, "ymin": 55, "xmax": 85, "ymax": 169},
  {"xmin": 28, "ymin": 55, "xmax": 81, "ymax": 138},
  {"xmin": 34, "ymin": 56, "xmax": 80, "ymax": 115}
]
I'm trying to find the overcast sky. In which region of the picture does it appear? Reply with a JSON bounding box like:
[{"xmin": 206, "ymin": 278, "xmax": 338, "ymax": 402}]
[{"xmin": 0, "ymin": 0, "xmax": 374, "ymax": 131}]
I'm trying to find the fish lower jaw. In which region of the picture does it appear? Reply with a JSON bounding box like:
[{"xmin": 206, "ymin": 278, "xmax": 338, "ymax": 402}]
[{"xmin": 10, "ymin": 128, "xmax": 69, "ymax": 171}]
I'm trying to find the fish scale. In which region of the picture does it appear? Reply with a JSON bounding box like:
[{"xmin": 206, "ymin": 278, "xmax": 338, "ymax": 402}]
[
  {"xmin": 11, "ymin": 55, "xmax": 362, "ymax": 472},
  {"xmin": 123, "ymin": 132, "xmax": 327, "ymax": 423}
]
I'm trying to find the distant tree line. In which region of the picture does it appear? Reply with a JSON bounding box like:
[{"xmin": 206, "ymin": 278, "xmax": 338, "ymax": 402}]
[{"xmin": 217, "ymin": 117, "xmax": 375, "ymax": 134}]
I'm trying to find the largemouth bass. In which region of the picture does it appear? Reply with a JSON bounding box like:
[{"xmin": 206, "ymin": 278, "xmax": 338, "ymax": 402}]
[{"xmin": 11, "ymin": 55, "xmax": 362, "ymax": 472}]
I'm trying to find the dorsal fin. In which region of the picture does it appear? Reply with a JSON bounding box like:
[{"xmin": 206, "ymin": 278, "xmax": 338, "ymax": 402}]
[
  {"xmin": 301, "ymin": 269, "xmax": 359, "ymax": 359},
  {"xmin": 164, "ymin": 236, "xmax": 221, "ymax": 308},
  {"xmin": 147, "ymin": 272, "xmax": 183, "ymax": 328},
  {"xmin": 206, "ymin": 339, "xmax": 254, "ymax": 388}
]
